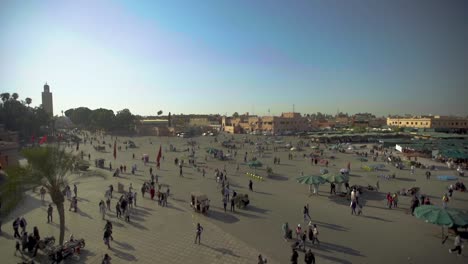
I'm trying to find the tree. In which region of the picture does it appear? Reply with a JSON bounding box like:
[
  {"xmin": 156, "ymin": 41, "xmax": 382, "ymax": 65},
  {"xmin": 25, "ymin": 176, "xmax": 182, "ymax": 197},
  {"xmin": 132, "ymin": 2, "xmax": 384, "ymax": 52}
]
[
  {"xmin": 11, "ymin": 93, "xmax": 19, "ymax": 100},
  {"xmin": 157, "ymin": 110, "xmax": 163, "ymax": 116},
  {"xmin": 25, "ymin": 97, "xmax": 32, "ymax": 107},
  {"xmin": 115, "ymin": 108, "xmax": 135, "ymax": 131},
  {"xmin": 0, "ymin": 93, "xmax": 10, "ymax": 102},
  {"xmin": 22, "ymin": 146, "xmax": 77, "ymax": 245},
  {"xmin": 232, "ymin": 112, "xmax": 239, "ymax": 118}
]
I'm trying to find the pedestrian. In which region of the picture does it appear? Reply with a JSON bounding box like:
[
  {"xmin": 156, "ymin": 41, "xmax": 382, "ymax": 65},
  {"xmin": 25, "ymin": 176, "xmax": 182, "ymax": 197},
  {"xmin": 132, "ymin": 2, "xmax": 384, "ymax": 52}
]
[
  {"xmin": 12, "ymin": 218, "xmax": 20, "ymax": 238},
  {"xmin": 258, "ymin": 254, "xmax": 267, "ymax": 264},
  {"xmin": 103, "ymin": 229, "xmax": 111, "ymax": 249},
  {"xmin": 47, "ymin": 204, "xmax": 53, "ymax": 223},
  {"xmin": 282, "ymin": 222, "xmax": 290, "ymax": 241},
  {"xmin": 40, "ymin": 186, "xmax": 46, "ymax": 201},
  {"xmin": 129, "ymin": 183, "xmax": 133, "ymax": 193},
  {"xmin": 231, "ymin": 197, "xmax": 236, "ymax": 212},
  {"xmin": 291, "ymin": 248, "xmax": 298, "ymax": 264},
  {"xmin": 124, "ymin": 207, "xmax": 130, "ymax": 222},
  {"xmin": 202, "ymin": 168, "xmax": 206, "ymax": 177},
  {"xmin": 449, "ymin": 232, "xmax": 463, "ymax": 256},
  {"xmin": 223, "ymin": 196, "xmax": 227, "ymax": 212},
  {"xmin": 426, "ymin": 170, "xmax": 431, "ymax": 180},
  {"xmin": 330, "ymin": 183, "xmax": 336, "ymax": 195},
  {"xmin": 116, "ymin": 202, "xmax": 121, "ymax": 218},
  {"xmin": 350, "ymin": 200, "xmax": 357, "ymax": 215},
  {"xmin": 133, "ymin": 191, "xmax": 137, "ymax": 207},
  {"xmin": 312, "ymin": 224, "xmax": 320, "ymax": 244},
  {"xmin": 442, "ymin": 193, "xmax": 449, "ymax": 209},
  {"xmin": 304, "ymin": 249, "xmax": 315, "ymax": 264},
  {"xmin": 392, "ymin": 193, "xmax": 398, "ymax": 208},
  {"xmin": 102, "ymin": 253, "xmax": 112, "ymax": 264},
  {"xmin": 150, "ymin": 186, "xmax": 155, "ymax": 200},
  {"xmin": 33, "ymin": 226, "xmax": 40, "ymax": 241},
  {"xmin": 301, "ymin": 231, "xmax": 307, "ymax": 250},
  {"xmin": 249, "ymin": 180, "xmax": 253, "ymax": 191},
  {"xmin": 376, "ymin": 180, "xmax": 380, "ymax": 191},
  {"xmin": 106, "ymin": 198, "xmax": 111, "ymax": 211},
  {"xmin": 303, "ymin": 205, "xmax": 311, "ymax": 222},
  {"xmin": 295, "ymin": 224, "xmax": 302, "ymax": 240},
  {"xmin": 141, "ymin": 185, "xmax": 146, "ymax": 198},
  {"xmin": 19, "ymin": 217, "xmax": 27, "ymax": 234},
  {"xmin": 73, "ymin": 184, "xmax": 78, "ymax": 197},
  {"xmin": 14, "ymin": 241, "xmax": 23, "ymax": 256},
  {"xmin": 194, "ymin": 223, "xmax": 203, "ymax": 244},
  {"xmin": 99, "ymin": 200, "xmax": 107, "ymax": 220},
  {"xmin": 410, "ymin": 165, "xmax": 415, "ymax": 175}
]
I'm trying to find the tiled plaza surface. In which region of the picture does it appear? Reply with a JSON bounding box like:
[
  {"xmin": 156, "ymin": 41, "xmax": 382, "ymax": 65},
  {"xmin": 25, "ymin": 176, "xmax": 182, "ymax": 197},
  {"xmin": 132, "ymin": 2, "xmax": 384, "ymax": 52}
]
[{"xmin": 1, "ymin": 133, "xmax": 468, "ymax": 263}]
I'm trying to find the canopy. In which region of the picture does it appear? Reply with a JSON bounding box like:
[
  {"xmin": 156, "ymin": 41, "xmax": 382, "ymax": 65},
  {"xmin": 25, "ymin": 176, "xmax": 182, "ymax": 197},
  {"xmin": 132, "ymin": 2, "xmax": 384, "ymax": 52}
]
[
  {"xmin": 296, "ymin": 175, "xmax": 327, "ymax": 185},
  {"xmin": 321, "ymin": 174, "xmax": 349, "ymax": 184},
  {"xmin": 206, "ymin": 148, "xmax": 219, "ymax": 154},
  {"xmin": 247, "ymin": 160, "xmax": 263, "ymax": 168},
  {"xmin": 414, "ymin": 205, "xmax": 468, "ymax": 228}
]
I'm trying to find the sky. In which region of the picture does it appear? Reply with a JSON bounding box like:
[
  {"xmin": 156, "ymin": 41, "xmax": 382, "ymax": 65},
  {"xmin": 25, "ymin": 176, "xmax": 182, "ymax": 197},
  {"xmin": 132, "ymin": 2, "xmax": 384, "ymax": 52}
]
[{"xmin": 1, "ymin": 0, "xmax": 467, "ymax": 117}]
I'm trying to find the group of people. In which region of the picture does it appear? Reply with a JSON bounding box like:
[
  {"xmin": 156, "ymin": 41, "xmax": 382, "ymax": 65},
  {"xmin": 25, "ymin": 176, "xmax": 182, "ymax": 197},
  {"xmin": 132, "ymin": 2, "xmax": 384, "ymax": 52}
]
[{"xmin": 13, "ymin": 217, "xmax": 41, "ymax": 257}]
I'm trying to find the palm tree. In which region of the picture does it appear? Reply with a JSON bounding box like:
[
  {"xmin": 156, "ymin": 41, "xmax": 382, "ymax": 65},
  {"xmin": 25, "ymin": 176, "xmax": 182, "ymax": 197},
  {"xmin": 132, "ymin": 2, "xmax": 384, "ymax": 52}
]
[
  {"xmin": 25, "ymin": 97, "xmax": 32, "ymax": 107},
  {"xmin": 22, "ymin": 146, "xmax": 77, "ymax": 245},
  {"xmin": 0, "ymin": 92, "xmax": 10, "ymax": 102},
  {"xmin": 157, "ymin": 110, "xmax": 163, "ymax": 116},
  {"xmin": 12, "ymin": 93, "xmax": 19, "ymax": 100}
]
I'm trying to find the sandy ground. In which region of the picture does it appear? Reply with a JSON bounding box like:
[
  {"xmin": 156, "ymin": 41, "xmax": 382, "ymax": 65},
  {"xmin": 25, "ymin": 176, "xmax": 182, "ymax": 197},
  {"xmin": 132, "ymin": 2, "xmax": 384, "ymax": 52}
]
[{"xmin": 1, "ymin": 132, "xmax": 468, "ymax": 263}]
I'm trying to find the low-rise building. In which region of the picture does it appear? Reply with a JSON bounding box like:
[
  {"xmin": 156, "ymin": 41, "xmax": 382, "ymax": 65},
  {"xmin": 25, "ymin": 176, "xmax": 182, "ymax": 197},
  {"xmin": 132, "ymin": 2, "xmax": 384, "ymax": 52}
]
[
  {"xmin": 223, "ymin": 112, "xmax": 311, "ymax": 134},
  {"xmin": 387, "ymin": 116, "xmax": 468, "ymax": 130}
]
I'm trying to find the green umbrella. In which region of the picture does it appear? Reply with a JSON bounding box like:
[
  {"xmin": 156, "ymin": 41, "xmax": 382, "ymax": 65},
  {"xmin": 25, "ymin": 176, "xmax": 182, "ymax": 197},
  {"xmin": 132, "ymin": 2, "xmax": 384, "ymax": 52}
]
[
  {"xmin": 297, "ymin": 175, "xmax": 327, "ymax": 185},
  {"xmin": 247, "ymin": 160, "xmax": 263, "ymax": 168},
  {"xmin": 322, "ymin": 174, "xmax": 349, "ymax": 184},
  {"xmin": 206, "ymin": 148, "xmax": 218, "ymax": 154},
  {"xmin": 414, "ymin": 205, "xmax": 468, "ymax": 240},
  {"xmin": 414, "ymin": 205, "xmax": 468, "ymax": 227},
  {"xmin": 297, "ymin": 175, "xmax": 326, "ymax": 195}
]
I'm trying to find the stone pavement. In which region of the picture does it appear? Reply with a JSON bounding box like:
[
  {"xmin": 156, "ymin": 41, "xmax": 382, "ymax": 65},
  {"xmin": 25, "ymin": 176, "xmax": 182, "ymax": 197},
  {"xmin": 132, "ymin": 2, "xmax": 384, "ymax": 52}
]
[{"xmin": 0, "ymin": 173, "xmax": 278, "ymax": 264}]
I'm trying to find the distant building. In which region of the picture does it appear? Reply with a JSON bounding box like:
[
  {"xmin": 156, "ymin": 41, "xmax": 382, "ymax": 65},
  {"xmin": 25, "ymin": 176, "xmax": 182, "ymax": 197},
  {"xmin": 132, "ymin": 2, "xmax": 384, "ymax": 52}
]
[
  {"xmin": 42, "ymin": 82, "xmax": 53, "ymax": 116},
  {"xmin": 223, "ymin": 112, "xmax": 311, "ymax": 134},
  {"xmin": 135, "ymin": 119, "xmax": 173, "ymax": 136},
  {"xmin": 387, "ymin": 116, "xmax": 468, "ymax": 130}
]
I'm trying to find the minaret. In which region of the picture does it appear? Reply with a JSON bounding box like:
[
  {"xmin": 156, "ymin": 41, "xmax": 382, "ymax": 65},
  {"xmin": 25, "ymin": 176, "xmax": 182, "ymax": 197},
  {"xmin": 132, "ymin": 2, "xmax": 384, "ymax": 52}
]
[{"xmin": 42, "ymin": 82, "xmax": 53, "ymax": 116}]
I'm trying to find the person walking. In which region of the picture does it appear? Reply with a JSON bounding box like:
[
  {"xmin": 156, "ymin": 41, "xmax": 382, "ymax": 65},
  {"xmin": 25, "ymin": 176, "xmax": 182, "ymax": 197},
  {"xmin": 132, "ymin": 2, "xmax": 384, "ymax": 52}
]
[
  {"xmin": 330, "ymin": 183, "xmax": 336, "ymax": 195},
  {"xmin": 12, "ymin": 218, "xmax": 20, "ymax": 238},
  {"xmin": 194, "ymin": 223, "xmax": 203, "ymax": 244},
  {"xmin": 426, "ymin": 170, "xmax": 431, "ymax": 180},
  {"xmin": 350, "ymin": 200, "xmax": 357, "ymax": 215},
  {"xmin": 40, "ymin": 187, "xmax": 46, "ymax": 201},
  {"xmin": 230, "ymin": 197, "xmax": 235, "ymax": 212},
  {"xmin": 410, "ymin": 165, "xmax": 415, "ymax": 175},
  {"xmin": 303, "ymin": 205, "xmax": 311, "ymax": 222},
  {"xmin": 19, "ymin": 217, "xmax": 27, "ymax": 234},
  {"xmin": 47, "ymin": 204, "xmax": 53, "ymax": 223},
  {"xmin": 102, "ymin": 253, "xmax": 112, "ymax": 264},
  {"xmin": 73, "ymin": 184, "xmax": 78, "ymax": 197},
  {"xmin": 106, "ymin": 198, "xmax": 111, "ymax": 211},
  {"xmin": 249, "ymin": 180, "xmax": 253, "ymax": 191},
  {"xmin": 312, "ymin": 224, "xmax": 320, "ymax": 245},
  {"xmin": 109, "ymin": 185, "xmax": 114, "ymax": 198},
  {"xmin": 103, "ymin": 228, "xmax": 112, "ymax": 249},
  {"xmin": 442, "ymin": 193, "xmax": 449, "ymax": 209},
  {"xmin": 116, "ymin": 201, "xmax": 121, "ymax": 218},
  {"xmin": 99, "ymin": 200, "xmax": 107, "ymax": 220},
  {"xmin": 295, "ymin": 224, "xmax": 302, "ymax": 240},
  {"xmin": 14, "ymin": 241, "xmax": 23, "ymax": 257},
  {"xmin": 290, "ymin": 248, "xmax": 298, "ymax": 264},
  {"xmin": 282, "ymin": 222, "xmax": 290, "ymax": 241},
  {"xmin": 304, "ymin": 249, "xmax": 315, "ymax": 264},
  {"xmin": 449, "ymin": 232, "xmax": 463, "ymax": 256},
  {"xmin": 223, "ymin": 196, "xmax": 227, "ymax": 212}
]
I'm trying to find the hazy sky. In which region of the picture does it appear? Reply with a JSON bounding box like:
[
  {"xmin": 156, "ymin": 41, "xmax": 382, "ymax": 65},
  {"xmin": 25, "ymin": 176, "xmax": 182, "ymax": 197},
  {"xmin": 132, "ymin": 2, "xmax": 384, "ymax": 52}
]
[{"xmin": 1, "ymin": 0, "xmax": 467, "ymax": 117}]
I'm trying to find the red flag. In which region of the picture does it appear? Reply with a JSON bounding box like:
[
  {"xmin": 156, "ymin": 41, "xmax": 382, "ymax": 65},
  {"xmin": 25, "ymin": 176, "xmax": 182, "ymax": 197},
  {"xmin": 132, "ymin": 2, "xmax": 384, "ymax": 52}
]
[
  {"xmin": 113, "ymin": 141, "xmax": 117, "ymax": 160},
  {"xmin": 156, "ymin": 145, "xmax": 162, "ymax": 168},
  {"xmin": 39, "ymin": 135, "xmax": 47, "ymax": 144}
]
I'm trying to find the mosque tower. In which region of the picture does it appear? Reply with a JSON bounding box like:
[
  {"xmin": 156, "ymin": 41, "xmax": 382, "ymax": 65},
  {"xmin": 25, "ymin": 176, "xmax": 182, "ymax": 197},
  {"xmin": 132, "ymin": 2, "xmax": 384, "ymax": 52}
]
[{"xmin": 42, "ymin": 82, "xmax": 53, "ymax": 116}]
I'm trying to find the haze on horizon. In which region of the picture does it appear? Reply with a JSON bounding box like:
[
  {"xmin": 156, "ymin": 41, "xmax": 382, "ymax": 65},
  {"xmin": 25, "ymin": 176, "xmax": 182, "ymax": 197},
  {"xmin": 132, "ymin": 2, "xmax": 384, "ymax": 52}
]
[{"xmin": 1, "ymin": 0, "xmax": 467, "ymax": 117}]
